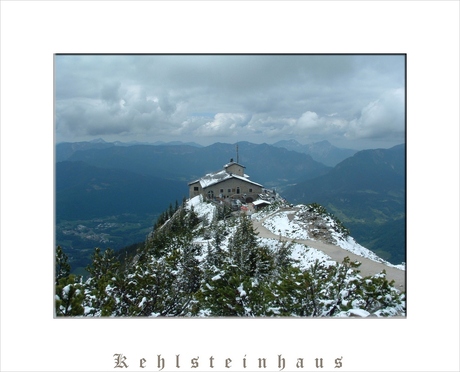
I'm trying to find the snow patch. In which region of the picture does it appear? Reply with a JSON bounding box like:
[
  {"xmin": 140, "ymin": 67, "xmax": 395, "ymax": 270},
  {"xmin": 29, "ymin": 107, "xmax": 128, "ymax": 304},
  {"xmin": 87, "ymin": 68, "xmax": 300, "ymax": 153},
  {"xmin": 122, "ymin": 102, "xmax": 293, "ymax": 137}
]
[
  {"xmin": 262, "ymin": 211, "xmax": 310, "ymax": 240},
  {"xmin": 337, "ymin": 308, "xmax": 371, "ymax": 318},
  {"xmin": 186, "ymin": 195, "xmax": 216, "ymax": 225}
]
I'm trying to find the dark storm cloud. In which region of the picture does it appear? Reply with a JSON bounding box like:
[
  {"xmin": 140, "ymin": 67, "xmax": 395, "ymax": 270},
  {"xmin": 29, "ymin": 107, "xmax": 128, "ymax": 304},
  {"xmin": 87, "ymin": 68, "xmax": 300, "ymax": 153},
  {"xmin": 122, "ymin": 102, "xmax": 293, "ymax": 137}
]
[{"xmin": 55, "ymin": 54, "xmax": 405, "ymax": 149}]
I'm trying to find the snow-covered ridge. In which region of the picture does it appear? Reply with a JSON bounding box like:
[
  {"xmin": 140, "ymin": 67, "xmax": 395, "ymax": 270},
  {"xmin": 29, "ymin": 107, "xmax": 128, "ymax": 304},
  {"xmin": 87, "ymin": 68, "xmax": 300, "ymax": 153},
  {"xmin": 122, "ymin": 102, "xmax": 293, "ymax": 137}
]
[
  {"xmin": 333, "ymin": 235, "xmax": 405, "ymax": 270},
  {"xmin": 180, "ymin": 195, "xmax": 405, "ymax": 317},
  {"xmin": 186, "ymin": 195, "xmax": 405, "ymax": 270},
  {"xmin": 62, "ymin": 195, "xmax": 405, "ymax": 318},
  {"xmin": 186, "ymin": 195, "xmax": 334, "ymax": 269}
]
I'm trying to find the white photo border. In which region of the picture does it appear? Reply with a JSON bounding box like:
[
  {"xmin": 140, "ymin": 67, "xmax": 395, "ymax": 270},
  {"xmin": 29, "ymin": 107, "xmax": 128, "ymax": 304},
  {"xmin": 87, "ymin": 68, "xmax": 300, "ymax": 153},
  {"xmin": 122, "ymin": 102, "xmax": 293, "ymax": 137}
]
[{"xmin": 1, "ymin": 1, "xmax": 459, "ymax": 371}]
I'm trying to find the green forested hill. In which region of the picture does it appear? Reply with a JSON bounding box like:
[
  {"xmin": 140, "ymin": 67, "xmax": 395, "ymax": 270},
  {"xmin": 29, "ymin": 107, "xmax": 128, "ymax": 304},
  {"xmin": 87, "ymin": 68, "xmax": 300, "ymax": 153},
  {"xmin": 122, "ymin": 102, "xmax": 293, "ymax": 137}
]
[
  {"xmin": 55, "ymin": 161, "xmax": 188, "ymax": 275},
  {"xmin": 56, "ymin": 161, "xmax": 187, "ymax": 221}
]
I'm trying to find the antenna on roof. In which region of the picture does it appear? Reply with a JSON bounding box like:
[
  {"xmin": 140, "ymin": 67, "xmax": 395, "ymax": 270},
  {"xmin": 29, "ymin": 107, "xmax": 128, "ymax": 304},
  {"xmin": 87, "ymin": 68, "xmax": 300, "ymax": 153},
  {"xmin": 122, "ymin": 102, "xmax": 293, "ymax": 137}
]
[{"xmin": 236, "ymin": 143, "xmax": 239, "ymax": 164}]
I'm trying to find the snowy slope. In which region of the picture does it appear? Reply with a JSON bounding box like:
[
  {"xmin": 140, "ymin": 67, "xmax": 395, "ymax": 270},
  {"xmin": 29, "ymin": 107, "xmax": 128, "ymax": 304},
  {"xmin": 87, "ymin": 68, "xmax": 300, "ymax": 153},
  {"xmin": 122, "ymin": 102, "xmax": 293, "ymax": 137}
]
[
  {"xmin": 186, "ymin": 196, "xmax": 404, "ymax": 277},
  {"xmin": 180, "ymin": 196, "xmax": 406, "ymax": 318},
  {"xmin": 252, "ymin": 203, "xmax": 405, "ymax": 270}
]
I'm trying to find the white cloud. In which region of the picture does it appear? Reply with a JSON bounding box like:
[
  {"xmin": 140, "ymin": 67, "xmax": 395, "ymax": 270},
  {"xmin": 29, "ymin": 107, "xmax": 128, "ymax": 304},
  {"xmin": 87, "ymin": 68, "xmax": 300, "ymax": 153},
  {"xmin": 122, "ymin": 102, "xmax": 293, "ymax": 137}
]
[
  {"xmin": 346, "ymin": 88, "xmax": 405, "ymax": 140},
  {"xmin": 55, "ymin": 55, "xmax": 405, "ymax": 148},
  {"xmin": 293, "ymin": 111, "xmax": 347, "ymax": 137},
  {"xmin": 195, "ymin": 113, "xmax": 251, "ymax": 137},
  {"xmin": 297, "ymin": 111, "xmax": 320, "ymax": 129},
  {"xmin": 245, "ymin": 115, "xmax": 297, "ymax": 137}
]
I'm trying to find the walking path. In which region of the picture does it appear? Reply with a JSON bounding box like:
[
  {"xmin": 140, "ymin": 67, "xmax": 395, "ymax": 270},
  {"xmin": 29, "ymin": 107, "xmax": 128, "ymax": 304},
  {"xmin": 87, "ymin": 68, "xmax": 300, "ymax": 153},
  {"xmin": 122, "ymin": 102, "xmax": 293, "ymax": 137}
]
[{"xmin": 252, "ymin": 213, "xmax": 406, "ymax": 292}]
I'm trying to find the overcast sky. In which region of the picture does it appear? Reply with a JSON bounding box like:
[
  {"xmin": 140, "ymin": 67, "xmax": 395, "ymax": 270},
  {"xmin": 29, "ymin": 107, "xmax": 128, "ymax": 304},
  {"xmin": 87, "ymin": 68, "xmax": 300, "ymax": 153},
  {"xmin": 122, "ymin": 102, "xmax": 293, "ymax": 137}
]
[{"xmin": 55, "ymin": 54, "xmax": 405, "ymax": 150}]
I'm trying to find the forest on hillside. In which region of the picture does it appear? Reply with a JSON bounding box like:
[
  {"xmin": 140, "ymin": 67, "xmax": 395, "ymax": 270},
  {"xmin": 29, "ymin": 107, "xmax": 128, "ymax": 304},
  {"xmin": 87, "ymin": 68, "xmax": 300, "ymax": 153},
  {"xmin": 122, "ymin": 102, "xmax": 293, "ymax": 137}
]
[{"xmin": 55, "ymin": 201, "xmax": 405, "ymax": 318}]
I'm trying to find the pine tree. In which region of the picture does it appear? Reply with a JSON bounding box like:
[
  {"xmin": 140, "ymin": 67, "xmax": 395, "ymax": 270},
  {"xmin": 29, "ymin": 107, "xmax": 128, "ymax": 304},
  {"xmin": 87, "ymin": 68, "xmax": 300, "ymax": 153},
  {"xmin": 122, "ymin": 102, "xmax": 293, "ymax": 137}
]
[
  {"xmin": 84, "ymin": 247, "xmax": 121, "ymax": 316},
  {"xmin": 228, "ymin": 214, "xmax": 259, "ymax": 275},
  {"xmin": 55, "ymin": 245, "xmax": 85, "ymax": 316},
  {"xmin": 197, "ymin": 214, "xmax": 278, "ymax": 316},
  {"xmin": 354, "ymin": 270, "xmax": 405, "ymax": 316},
  {"xmin": 124, "ymin": 230, "xmax": 202, "ymax": 317},
  {"xmin": 319, "ymin": 257, "xmax": 362, "ymax": 316},
  {"xmin": 270, "ymin": 264, "xmax": 305, "ymax": 316},
  {"xmin": 55, "ymin": 245, "xmax": 71, "ymax": 285},
  {"xmin": 175, "ymin": 201, "xmax": 181, "ymax": 214},
  {"xmin": 55, "ymin": 274, "xmax": 85, "ymax": 316},
  {"xmin": 196, "ymin": 261, "xmax": 247, "ymax": 316},
  {"xmin": 123, "ymin": 250, "xmax": 169, "ymax": 316}
]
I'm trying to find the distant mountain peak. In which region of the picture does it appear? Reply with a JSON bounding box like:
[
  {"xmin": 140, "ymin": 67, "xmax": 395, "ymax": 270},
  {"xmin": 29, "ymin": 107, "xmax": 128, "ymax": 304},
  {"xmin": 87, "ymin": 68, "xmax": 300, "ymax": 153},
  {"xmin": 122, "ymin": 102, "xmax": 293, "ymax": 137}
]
[
  {"xmin": 273, "ymin": 139, "xmax": 302, "ymax": 146},
  {"xmin": 284, "ymin": 139, "xmax": 302, "ymax": 145},
  {"xmin": 311, "ymin": 140, "xmax": 331, "ymax": 146},
  {"xmin": 272, "ymin": 139, "xmax": 357, "ymax": 167}
]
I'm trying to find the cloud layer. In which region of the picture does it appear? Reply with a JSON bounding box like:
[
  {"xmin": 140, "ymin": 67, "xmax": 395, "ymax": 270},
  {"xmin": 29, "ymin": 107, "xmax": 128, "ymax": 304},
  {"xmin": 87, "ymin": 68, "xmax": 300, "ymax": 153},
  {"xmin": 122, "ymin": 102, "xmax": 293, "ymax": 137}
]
[{"xmin": 55, "ymin": 55, "xmax": 405, "ymax": 149}]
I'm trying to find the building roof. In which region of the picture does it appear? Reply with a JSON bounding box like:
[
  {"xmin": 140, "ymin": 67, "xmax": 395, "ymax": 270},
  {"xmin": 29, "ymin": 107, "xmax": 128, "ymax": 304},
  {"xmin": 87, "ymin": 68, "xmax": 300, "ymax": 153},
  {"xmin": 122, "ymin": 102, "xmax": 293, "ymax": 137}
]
[
  {"xmin": 188, "ymin": 168, "xmax": 263, "ymax": 189},
  {"xmin": 223, "ymin": 161, "xmax": 246, "ymax": 169},
  {"xmin": 253, "ymin": 199, "xmax": 271, "ymax": 206}
]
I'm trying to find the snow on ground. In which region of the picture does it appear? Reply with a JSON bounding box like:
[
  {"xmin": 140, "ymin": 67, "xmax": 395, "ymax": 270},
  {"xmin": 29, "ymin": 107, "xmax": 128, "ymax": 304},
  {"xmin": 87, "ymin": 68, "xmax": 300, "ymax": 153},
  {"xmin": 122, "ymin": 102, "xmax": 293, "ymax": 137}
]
[
  {"xmin": 255, "ymin": 204, "xmax": 405, "ymax": 270},
  {"xmin": 331, "ymin": 232, "xmax": 405, "ymax": 270},
  {"xmin": 335, "ymin": 308, "xmax": 371, "ymax": 318},
  {"xmin": 261, "ymin": 211, "xmax": 310, "ymax": 240},
  {"xmin": 186, "ymin": 195, "xmax": 216, "ymax": 225},
  {"xmin": 188, "ymin": 197, "xmax": 405, "ymax": 271},
  {"xmin": 260, "ymin": 237, "xmax": 335, "ymax": 270},
  {"xmin": 251, "ymin": 205, "xmax": 281, "ymax": 221},
  {"xmin": 184, "ymin": 198, "xmax": 404, "ymax": 317}
]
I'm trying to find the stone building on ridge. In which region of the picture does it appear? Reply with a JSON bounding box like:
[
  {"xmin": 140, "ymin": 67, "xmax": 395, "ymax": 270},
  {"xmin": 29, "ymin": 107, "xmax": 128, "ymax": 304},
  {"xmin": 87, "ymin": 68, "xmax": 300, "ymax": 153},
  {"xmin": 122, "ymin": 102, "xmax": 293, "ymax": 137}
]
[{"xmin": 188, "ymin": 161, "xmax": 263, "ymax": 203}]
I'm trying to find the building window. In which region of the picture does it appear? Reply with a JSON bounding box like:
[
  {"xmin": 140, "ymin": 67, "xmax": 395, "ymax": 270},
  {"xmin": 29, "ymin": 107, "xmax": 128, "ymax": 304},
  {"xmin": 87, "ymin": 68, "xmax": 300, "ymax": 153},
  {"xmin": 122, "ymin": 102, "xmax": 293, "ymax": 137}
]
[
  {"xmin": 228, "ymin": 188, "xmax": 231, "ymax": 193},
  {"xmin": 249, "ymin": 188, "xmax": 253, "ymax": 193},
  {"xmin": 220, "ymin": 189, "xmax": 224, "ymax": 193},
  {"xmin": 236, "ymin": 187, "xmax": 240, "ymax": 194},
  {"xmin": 194, "ymin": 186, "xmax": 199, "ymax": 191}
]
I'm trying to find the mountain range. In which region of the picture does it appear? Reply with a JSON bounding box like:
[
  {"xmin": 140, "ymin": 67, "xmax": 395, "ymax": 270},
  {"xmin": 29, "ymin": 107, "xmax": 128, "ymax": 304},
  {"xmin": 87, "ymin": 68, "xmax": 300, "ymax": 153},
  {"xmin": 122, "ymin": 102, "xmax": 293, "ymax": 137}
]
[
  {"xmin": 55, "ymin": 139, "xmax": 405, "ymax": 274},
  {"xmin": 58, "ymin": 141, "xmax": 331, "ymax": 187},
  {"xmin": 273, "ymin": 139, "xmax": 357, "ymax": 167}
]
